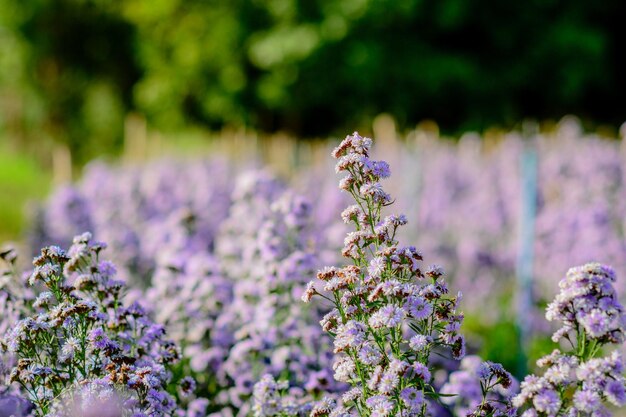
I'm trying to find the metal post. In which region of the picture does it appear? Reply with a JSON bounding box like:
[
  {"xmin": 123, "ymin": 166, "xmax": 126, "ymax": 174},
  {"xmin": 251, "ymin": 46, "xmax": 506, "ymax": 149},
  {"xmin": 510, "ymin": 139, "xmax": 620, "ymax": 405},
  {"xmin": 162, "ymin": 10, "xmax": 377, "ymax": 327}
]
[{"xmin": 516, "ymin": 121, "xmax": 538, "ymax": 376}]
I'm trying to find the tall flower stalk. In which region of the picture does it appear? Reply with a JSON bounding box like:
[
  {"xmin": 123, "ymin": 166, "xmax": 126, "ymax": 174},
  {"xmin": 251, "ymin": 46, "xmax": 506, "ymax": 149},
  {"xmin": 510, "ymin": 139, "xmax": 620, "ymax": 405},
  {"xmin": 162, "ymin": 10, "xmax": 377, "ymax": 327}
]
[{"xmin": 301, "ymin": 132, "xmax": 504, "ymax": 417}]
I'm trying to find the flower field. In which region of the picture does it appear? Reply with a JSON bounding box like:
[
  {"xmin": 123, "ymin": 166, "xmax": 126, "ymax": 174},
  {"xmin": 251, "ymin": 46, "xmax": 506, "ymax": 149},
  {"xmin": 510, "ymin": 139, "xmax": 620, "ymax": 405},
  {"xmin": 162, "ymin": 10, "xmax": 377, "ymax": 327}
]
[{"xmin": 2, "ymin": 125, "xmax": 626, "ymax": 417}]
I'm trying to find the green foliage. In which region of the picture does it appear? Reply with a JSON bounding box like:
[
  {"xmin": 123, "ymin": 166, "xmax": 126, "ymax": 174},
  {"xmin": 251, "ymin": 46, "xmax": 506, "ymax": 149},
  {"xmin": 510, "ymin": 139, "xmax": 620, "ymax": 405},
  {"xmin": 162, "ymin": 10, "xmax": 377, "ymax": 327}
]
[
  {"xmin": 463, "ymin": 315, "xmax": 525, "ymax": 379},
  {"xmin": 1, "ymin": 0, "xmax": 625, "ymax": 161},
  {"xmin": 0, "ymin": 143, "xmax": 49, "ymax": 241},
  {"xmin": 0, "ymin": 0, "xmax": 136, "ymax": 162}
]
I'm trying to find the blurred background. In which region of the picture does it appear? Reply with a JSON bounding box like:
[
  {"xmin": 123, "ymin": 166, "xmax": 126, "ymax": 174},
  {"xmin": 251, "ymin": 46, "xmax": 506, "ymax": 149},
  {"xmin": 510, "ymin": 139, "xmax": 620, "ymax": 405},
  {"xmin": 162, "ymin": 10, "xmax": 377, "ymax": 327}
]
[
  {"xmin": 2, "ymin": 2, "xmax": 626, "ymax": 150},
  {"xmin": 2, "ymin": 0, "xmax": 626, "ymax": 377}
]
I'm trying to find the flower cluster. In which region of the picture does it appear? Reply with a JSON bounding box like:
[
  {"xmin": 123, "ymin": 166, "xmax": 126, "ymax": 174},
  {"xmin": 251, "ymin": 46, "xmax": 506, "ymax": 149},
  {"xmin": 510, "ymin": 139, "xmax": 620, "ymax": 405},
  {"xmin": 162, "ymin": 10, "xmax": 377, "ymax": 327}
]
[
  {"xmin": 124, "ymin": 171, "xmax": 341, "ymax": 416},
  {"xmin": 144, "ymin": 252, "xmax": 233, "ymax": 394},
  {"xmin": 214, "ymin": 172, "xmax": 340, "ymax": 416},
  {"xmin": 1, "ymin": 248, "xmax": 26, "ymax": 384},
  {"xmin": 0, "ymin": 233, "xmax": 185, "ymax": 416},
  {"xmin": 513, "ymin": 263, "xmax": 626, "ymax": 416},
  {"xmin": 545, "ymin": 263, "xmax": 625, "ymax": 344},
  {"xmin": 303, "ymin": 133, "xmax": 468, "ymax": 416},
  {"xmin": 440, "ymin": 356, "xmax": 517, "ymax": 417},
  {"xmin": 32, "ymin": 159, "xmax": 233, "ymax": 287},
  {"xmin": 252, "ymin": 374, "xmax": 313, "ymax": 417}
]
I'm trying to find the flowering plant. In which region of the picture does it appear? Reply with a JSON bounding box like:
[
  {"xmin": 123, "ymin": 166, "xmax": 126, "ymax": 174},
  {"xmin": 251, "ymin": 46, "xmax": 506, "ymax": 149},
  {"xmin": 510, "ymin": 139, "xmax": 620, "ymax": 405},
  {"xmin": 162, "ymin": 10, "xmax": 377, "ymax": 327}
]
[
  {"xmin": 215, "ymin": 172, "xmax": 340, "ymax": 415},
  {"xmin": 440, "ymin": 355, "xmax": 517, "ymax": 417},
  {"xmin": 513, "ymin": 263, "xmax": 626, "ymax": 416},
  {"xmin": 252, "ymin": 374, "xmax": 314, "ymax": 417},
  {"xmin": 0, "ymin": 233, "xmax": 188, "ymax": 416},
  {"xmin": 299, "ymin": 132, "xmax": 512, "ymax": 417},
  {"xmin": 140, "ymin": 172, "xmax": 340, "ymax": 416},
  {"xmin": 145, "ymin": 251, "xmax": 232, "ymax": 409},
  {"xmin": 32, "ymin": 160, "xmax": 233, "ymax": 287}
]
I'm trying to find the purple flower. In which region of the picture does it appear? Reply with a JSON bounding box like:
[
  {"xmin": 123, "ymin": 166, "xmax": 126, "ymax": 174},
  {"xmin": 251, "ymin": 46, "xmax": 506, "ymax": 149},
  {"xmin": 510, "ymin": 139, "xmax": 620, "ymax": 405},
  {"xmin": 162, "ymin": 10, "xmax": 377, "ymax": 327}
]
[
  {"xmin": 368, "ymin": 305, "xmax": 405, "ymax": 329},
  {"xmin": 604, "ymin": 379, "xmax": 626, "ymax": 406},
  {"xmin": 579, "ymin": 309, "xmax": 610, "ymax": 338},
  {"xmin": 365, "ymin": 395, "xmax": 395, "ymax": 417},
  {"xmin": 404, "ymin": 296, "xmax": 432, "ymax": 320},
  {"xmin": 334, "ymin": 321, "xmax": 367, "ymax": 352},
  {"xmin": 532, "ymin": 388, "xmax": 561, "ymax": 415},
  {"xmin": 410, "ymin": 363, "xmax": 431, "ymax": 382},
  {"xmin": 408, "ymin": 334, "xmax": 431, "ymax": 352},
  {"xmin": 370, "ymin": 160, "xmax": 391, "ymax": 179},
  {"xmin": 368, "ymin": 257, "xmax": 386, "ymax": 279},
  {"xmin": 399, "ymin": 387, "xmax": 423, "ymax": 409},
  {"xmin": 378, "ymin": 372, "xmax": 399, "ymax": 394},
  {"xmin": 357, "ymin": 343, "xmax": 382, "ymax": 366},
  {"xmin": 573, "ymin": 389, "xmax": 601, "ymax": 413},
  {"xmin": 359, "ymin": 183, "xmax": 391, "ymax": 204}
]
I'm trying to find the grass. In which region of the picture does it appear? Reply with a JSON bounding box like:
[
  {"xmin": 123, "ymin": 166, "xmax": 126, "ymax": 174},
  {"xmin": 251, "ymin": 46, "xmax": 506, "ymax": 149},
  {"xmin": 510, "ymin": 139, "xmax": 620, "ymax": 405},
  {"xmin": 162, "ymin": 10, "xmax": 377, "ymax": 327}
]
[{"xmin": 0, "ymin": 143, "xmax": 49, "ymax": 242}]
